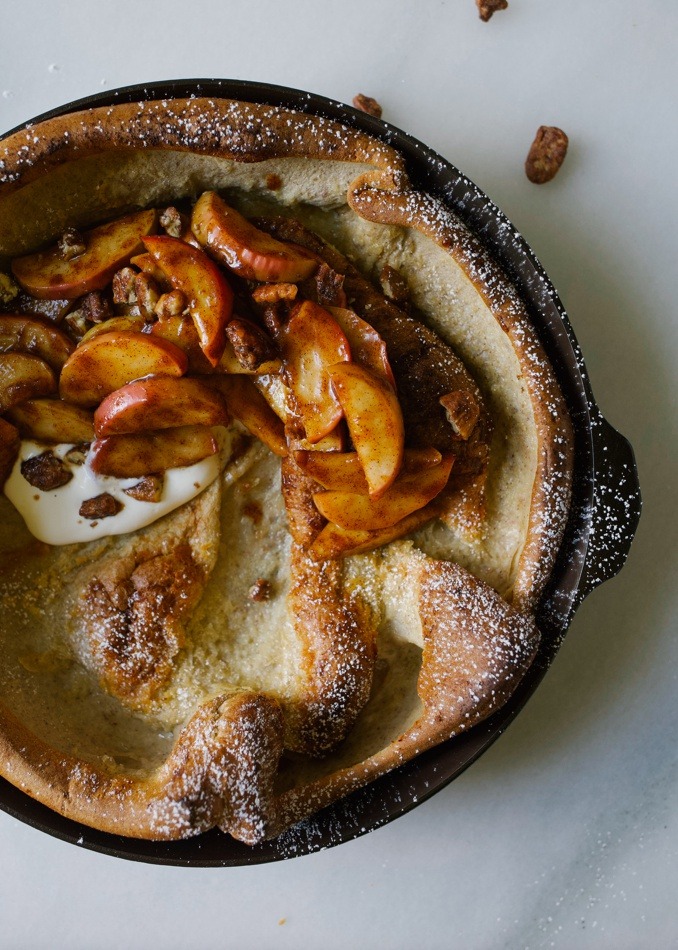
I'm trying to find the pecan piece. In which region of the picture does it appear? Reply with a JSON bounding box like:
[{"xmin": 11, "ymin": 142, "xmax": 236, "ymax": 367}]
[
  {"xmin": 64, "ymin": 443, "xmax": 90, "ymax": 466},
  {"xmin": 226, "ymin": 318, "xmax": 279, "ymax": 371},
  {"xmin": 58, "ymin": 228, "xmax": 86, "ymax": 260},
  {"xmin": 155, "ymin": 290, "xmax": 187, "ymax": 320},
  {"xmin": 248, "ymin": 578, "xmax": 272, "ymax": 602},
  {"xmin": 352, "ymin": 94, "xmax": 383, "ymax": 118},
  {"xmin": 123, "ymin": 474, "xmax": 164, "ymax": 503},
  {"xmin": 525, "ymin": 126, "xmax": 569, "ymax": 184},
  {"xmin": 21, "ymin": 450, "xmax": 72, "ymax": 490},
  {"xmin": 112, "ymin": 267, "xmax": 138, "ymax": 305},
  {"xmin": 440, "ymin": 390, "xmax": 481, "ymax": 441},
  {"xmin": 316, "ymin": 263, "xmax": 347, "ymax": 308},
  {"xmin": 251, "ymin": 283, "xmax": 298, "ymax": 304},
  {"xmin": 81, "ymin": 291, "xmax": 111, "ymax": 324},
  {"xmin": 380, "ymin": 264, "xmax": 411, "ymax": 309},
  {"xmin": 134, "ymin": 272, "xmax": 160, "ymax": 321},
  {"xmin": 63, "ymin": 309, "xmax": 89, "ymax": 341},
  {"xmin": 159, "ymin": 206, "xmax": 186, "ymax": 239},
  {"xmin": 0, "ymin": 272, "xmax": 19, "ymax": 307},
  {"xmin": 476, "ymin": 0, "xmax": 508, "ymax": 21},
  {"xmin": 79, "ymin": 492, "xmax": 123, "ymax": 520}
]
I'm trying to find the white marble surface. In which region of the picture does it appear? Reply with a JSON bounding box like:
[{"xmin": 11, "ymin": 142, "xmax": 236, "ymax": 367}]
[{"xmin": 1, "ymin": 1, "xmax": 676, "ymax": 947}]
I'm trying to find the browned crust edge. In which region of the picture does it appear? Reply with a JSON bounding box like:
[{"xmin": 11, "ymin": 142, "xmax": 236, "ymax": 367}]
[{"xmin": 0, "ymin": 97, "xmax": 572, "ymax": 842}]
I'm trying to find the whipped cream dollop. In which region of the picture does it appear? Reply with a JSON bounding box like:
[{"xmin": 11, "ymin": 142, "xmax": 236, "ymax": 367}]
[{"xmin": 4, "ymin": 428, "xmax": 231, "ymax": 545}]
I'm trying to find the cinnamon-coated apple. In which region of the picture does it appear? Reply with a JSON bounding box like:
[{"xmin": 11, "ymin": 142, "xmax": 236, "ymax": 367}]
[
  {"xmin": 328, "ymin": 307, "xmax": 395, "ymax": 387},
  {"xmin": 329, "ymin": 362, "xmax": 404, "ymax": 498},
  {"xmin": 94, "ymin": 377, "xmax": 230, "ymax": 437},
  {"xmin": 12, "ymin": 210, "xmax": 157, "ymax": 300},
  {"xmin": 143, "ymin": 235, "xmax": 234, "ymax": 366},
  {"xmin": 312, "ymin": 455, "xmax": 453, "ymax": 530},
  {"xmin": 293, "ymin": 446, "xmax": 442, "ymax": 493},
  {"xmin": 129, "ymin": 252, "xmax": 172, "ymax": 290},
  {"xmin": 204, "ymin": 375, "xmax": 287, "ymax": 457},
  {"xmin": 308, "ymin": 502, "xmax": 442, "ymax": 560},
  {"xmin": 7, "ymin": 398, "xmax": 94, "ymax": 443},
  {"xmin": 90, "ymin": 425, "xmax": 218, "ymax": 477},
  {"xmin": 150, "ymin": 315, "xmax": 213, "ymax": 374},
  {"xmin": 0, "ymin": 418, "xmax": 20, "ymax": 487},
  {"xmin": 59, "ymin": 331, "xmax": 188, "ymax": 407},
  {"xmin": 0, "ymin": 315, "xmax": 74, "ymax": 370},
  {"xmin": 80, "ymin": 316, "xmax": 145, "ymax": 344},
  {"xmin": 282, "ymin": 301, "xmax": 351, "ymax": 444},
  {"xmin": 191, "ymin": 191, "xmax": 317, "ymax": 283},
  {"xmin": 0, "ymin": 353, "xmax": 56, "ymax": 412}
]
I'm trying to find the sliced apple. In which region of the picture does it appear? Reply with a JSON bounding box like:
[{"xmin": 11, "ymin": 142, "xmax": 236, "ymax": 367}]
[
  {"xmin": 143, "ymin": 235, "xmax": 234, "ymax": 366},
  {"xmin": 129, "ymin": 252, "xmax": 172, "ymax": 290},
  {"xmin": 0, "ymin": 418, "xmax": 20, "ymax": 487},
  {"xmin": 329, "ymin": 362, "xmax": 404, "ymax": 499},
  {"xmin": 0, "ymin": 315, "xmax": 74, "ymax": 370},
  {"xmin": 150, "ymin": 315, "xmax": 213, "ymax": 374},
  {"xmin": 282, "ymin": 301, "xmax": 351, "ymax": 444},
  {"xmin": 313, "ymin": 455, "xmax": 453, "ymax": 530},
  {"xmin": 90, "ymin": 425, "xmax": 218, "ymax": 477},
  {"xmin": 7, "ymin": 399, "xmax": 94, "ymax": 443},
  {"xmin": 59, "ymin": 331, "xmax": 188, "ymax": 407},
  {"xmin": 328, "ymin": 307, "xmax": 395, "ymax": 388},
  {"xmin": 0, "ymin": 353, "xmax": 56, "ymax": 413},
  {"xmin": 12, "ymin": 209, "xmax": 158, "ymax": 300},
  {"xmin": 191, "ymin": 191, "xmax": 318, "ymax": 283},
  {"xmin": 94, "ymin": 376, "xmax": 230, "ymax": 437},
  {"xmin": 308, "ymin": 502, "xmax": 442, "ymax": 560},
  {"xmin": 80, "ymin": 316, "xmax": 145, "ymax": 344},
  {"xmin": 294, "ymin": 446, "xmax": 442, "ymax": 493},
  {"xmin": 287, "ymin": 422, "xmax": 346, "ymax": 453},
  {"xmin": 204, "ymin": 375, "xmax": 287, "ymax": 457}
]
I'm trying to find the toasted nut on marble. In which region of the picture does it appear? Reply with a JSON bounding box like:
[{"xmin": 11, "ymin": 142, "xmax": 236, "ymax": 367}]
[
  {"xmin": 525, "ymin": 126, "xmax": 569, "ymax": 184},
  {"xmin": 476, "ymin": 0, "xmax": 508, "ymax": 21},
  {"xmin": 352, "ymin": 94, "xmax": 382, "ymax": 118},
  {"xmin": 79, "ymin": 492, "xmax": 123, "ymax": 520},
  {"xmin": 21, "ymin": 450, "xmax": 72, "ymax": 491}
]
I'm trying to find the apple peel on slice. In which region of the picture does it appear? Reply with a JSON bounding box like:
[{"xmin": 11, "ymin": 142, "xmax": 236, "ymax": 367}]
[
  {"xmin": 0, "ymin": 353, "xmax": 56, "ymax": 413},
  {"xmin": 191, "ymin": 191, "xmax": 317, "ymax": 283},
  {"xmin": 313, "ymin": 454, "xmax": 453, "ymax": 531},
  {"xmin": 308, "ymin": 501, "xmax": 443, "ymax": 560},
  {"xmin": 94, "ymin": 376, "xmax": 230, "ymax": 437},
  {"xmin": 7, "ymin": 399, "xmax": 94, "ymax": 443},
  {"xmin": 90, "ymin": 425, "xmax": 218, "ymax": 477},
  {"xmin": 329, "ymin": 362, "xmax": 404, "ymax": 499},
  {"xmin": 0, "ymin": 315, "xmax": 74, "ymax": 370},
  {"xmin": 283, "ymin": 301, "xmax": 351, "ymax": 445},
  {"xmin": 294, "ymin": 446, "xmax": 442, "ymax": 494},
  {"xmin": 328, "ymin": 307, "xmax": 395, "ymax": 388},
  {"xmin": 11, "ymin": 209, "xmax": 158, "ymax": 300},
  {"xmin": 143, "ymin": 235, "xmax": 234, "ymax": 367},
  {"xmin": 59, "ymin": 331, "xmax": 188, "ymax": 407}
]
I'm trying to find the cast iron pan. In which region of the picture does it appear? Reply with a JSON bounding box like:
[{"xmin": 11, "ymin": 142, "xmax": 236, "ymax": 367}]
[{"xmin": 0, "ymin": 80, "xmax": 642, "ymax": 865}]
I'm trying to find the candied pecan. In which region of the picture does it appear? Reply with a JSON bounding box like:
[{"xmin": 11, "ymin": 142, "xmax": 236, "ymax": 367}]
[
  {"xmin": 226, "ymin": 318, "xmax": 278, "ymax": 371},
  {"xmin": 440, "ymin": 390, "xmax": 481, "ymax": 440},
  {"xmin": 63, "ymin": 309, "xmax": 89, "ymax": 340},
  {"xmin": 159, "ymin": 206, "xmax": 186, "ymax": 238},
  {"xmin": 155, "ymin": 290, "xmax": 187, "ymax": 320},
  {"xmin": 265, "ymin": 173, "xmax": 282, "ymax": 190},
  {"xmin": 64, "ymin": 443, "xmax": 90, "ymax": 466},
  {"xmin": 316, "ymin": 263, "xmax": 347, "ymax": 308},
  {"xmin": 0, "ymin": 272, "xmax": 19, "ymax": 306},
  {"xmin": 123, "ymin": 474, "xmax": 164, "ymax": 503},
  {"xmin": 353, "ymin": 94, "xmax": 383, "ymax": 119},
  {"xmin": 251, "ymin": 283, "xmax": 298, "ymax": 304},
  {"xmin": 112, "ymin": 267, "xmax": 138, "ymax": 305},
  {"xmin": 79, "ymin": 492, "xmax": 123, "ymax": 520},
  {"xmin": 81, "ymin": 291, "xmax": 111, "ymax": 324},
  {"xmin": 476, "ymin": 0, "xmax": 508, "ymax": 21},
  {"xmin": 248, "ymin": 578, "xmax": 272, "ymax": 602},
  {"xmin": 58, "ymin": 227, "xmax": 86, "ymax": 260},
  {"xmin": 380, "ymin": 264, "xmax": 411, "ymax": 309},
  {"xmin": 134, "ymin": 273, "xmax": 160, "ymax": 321},
  {"xmin": 525, "ymin": 126, "xmax": 569, "ymax": 184},
  {"xmin": 21, "ymin": 451, "xmax": 72, "ymax": 491}
]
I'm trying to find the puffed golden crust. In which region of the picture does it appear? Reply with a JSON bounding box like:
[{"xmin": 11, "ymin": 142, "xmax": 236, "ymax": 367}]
[{"xmin": 0, "ymin": 97, "xmax": 573, "ymax": 844}]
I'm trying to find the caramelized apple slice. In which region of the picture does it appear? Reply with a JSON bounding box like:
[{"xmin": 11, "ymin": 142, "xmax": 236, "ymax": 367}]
[
  {"xmin": 329, "ymin": 363, "xmax": 404, "ymax": 499},
  {"xmin": 81, "ymin": 316, "xmax": 145, "ymax": 344},
  {"xmin": 283, "ymin": 301, "xmax": 351, "ymax": 444},
  {"xmin": 59, "ymin": 331, "xmax": 188, "ymax": 407},
  {"xmin": 204, "ymin": 375, "xmax": 287, "ymax": 457},
  {"xmin": 294, "ymin": 446, "xmax": 443, "ymax": 493},
  {"xmin": 191, "ymin": 191, "xmax": 317, "ymax": 282},
  {"xmin": 12, "ymin": 210, "xmax": 157, "ymax": 300},
  {"xmin": 313, "ymin": 455, "xmax": 454, "ymax": 530},
  {"xmin": 308, "ymin": 502, "xmax": 443, "ymax": 560},
  {"xmin": 0, "ymin": 353, "xmax": 56, "ymax": 412},
  {"xmin": 94, "ymin": 377, "xmax": 230, "ymax": 437},
  {"xmin": 129, "ymin": 252, "xmax": 172, "ymax": 289},
  {"xmin": 328, "ymin": 307, "xmax": 395, "ymax": 388},
  {"xmin": 7, "ymin": 398, "xmax": 94, "ymax": 443},
  {"xmin": 90, "ymin": 425, "xmax": 218, "ymax": 477},
  {"xmin": 150, "ymin": 315, "xmax": 212, "ymax": 374},
  {"xmin": 143, "ymin": 235, "xmax": 234, "ymax": 366},
  {"xmin": 0, "ymin": 315, "xmax": 74, "ymax": 370},
  {"xmin": 0, "ymin": 418, "xmax": 20, "ymax": 487}
]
